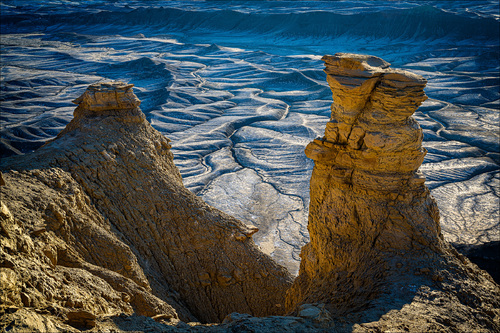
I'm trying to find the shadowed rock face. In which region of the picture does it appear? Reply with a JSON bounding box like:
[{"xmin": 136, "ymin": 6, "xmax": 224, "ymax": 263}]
[
  {"xmin": 286, "ymin": 53, "xmax": 500, "ymax": 331},
  {"xmin": 1, "ymin": 81, "xmax": 292, "ymax": 326}
]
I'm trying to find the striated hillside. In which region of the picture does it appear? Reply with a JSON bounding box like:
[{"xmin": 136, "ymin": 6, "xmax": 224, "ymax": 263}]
[{"xmin": 1, "ymin": 56, "xmax": 499, "ymax": 332}]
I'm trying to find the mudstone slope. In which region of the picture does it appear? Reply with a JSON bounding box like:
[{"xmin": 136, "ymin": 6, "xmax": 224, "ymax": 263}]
[{"xmin": 1, "ymin": 56, "xmax": 499, "ymax": 332}]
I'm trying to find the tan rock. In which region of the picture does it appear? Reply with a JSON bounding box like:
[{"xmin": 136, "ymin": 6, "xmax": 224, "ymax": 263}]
[
  {"xmin": 72, "ymin": 81, "xmax": 139, "ymax": 113},
  {"xmin": 286, "ymin": 53, "xmax": 500, "ymax": 331},
  {"xmin": 1, "ymin": 81, "xmax": 292, "ymax": 326},
  {"xmin": 66, "ymin": 310, "xmax": 96, "ymax": 328}
]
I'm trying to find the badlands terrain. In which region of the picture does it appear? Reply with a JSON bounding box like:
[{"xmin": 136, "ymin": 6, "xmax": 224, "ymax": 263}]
[
  {"xmin": 1, "ymin": 1, "xmax": 499, "ymax": 275},
  {"xmin": 0, "ymin": 4, "xmax": 499, "ymax": 332},
  {"xmin": 1, "ymin": 52, "xmax": 499, "ymax": 331}
]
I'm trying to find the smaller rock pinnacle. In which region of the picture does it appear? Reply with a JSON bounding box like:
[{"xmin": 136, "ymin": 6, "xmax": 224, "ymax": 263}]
[{"xmin": 72, "ymin": 81, "xmax": 141, "ymax": 113}]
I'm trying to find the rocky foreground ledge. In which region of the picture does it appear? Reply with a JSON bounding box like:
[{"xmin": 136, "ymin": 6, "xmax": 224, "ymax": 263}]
[{"xmin": 1, "ymin": 56, "xmax": 499, "ymax": 332}]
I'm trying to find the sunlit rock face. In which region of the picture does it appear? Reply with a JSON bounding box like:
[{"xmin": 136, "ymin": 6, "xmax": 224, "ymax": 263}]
[
  {"xmin": 0, "ymin": 1, "xmax": 498, "ymax": 280},
  {"xmin": 287, "ymin": 53, "xmax": 440, "ymax": 310},
  {"xmin": 1, "ymin": 82, "xmax": 292, "ymax": 327},
  {"xmin": 286, "ymin": 54, "xmax": 500, "ymax": 331},
  {"xmin": 72, "ymin": 82, "xmax": 140, "ymax": 113}
]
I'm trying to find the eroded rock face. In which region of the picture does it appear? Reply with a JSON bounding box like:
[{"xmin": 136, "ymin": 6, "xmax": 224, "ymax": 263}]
[
  {"xmin": 2, "ymin": 73, "xmax": 499, "ymax": 332},
  {"xmin": 0, "ymin": 82, "xmax": 292, "ymax": 329},
  {"xmin": 72, "ymin": 82, "xmax": 140, "ymax": 113},
  {"xmin": 286, "ymin": 53, "xmax": 500, "ymax": 331},
  {"xmin": 0, "ymin": 168, "xmax": 177, "ymax": 332}
]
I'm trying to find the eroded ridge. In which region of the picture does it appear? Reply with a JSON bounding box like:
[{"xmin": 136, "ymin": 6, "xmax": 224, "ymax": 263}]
[
  {"xmin": 1, "ymin": 81, "xmax": 292, "ymax": 328},
  {"xmin": 286, "ymin": 53, "xmax": 500, "ymax": 331}
]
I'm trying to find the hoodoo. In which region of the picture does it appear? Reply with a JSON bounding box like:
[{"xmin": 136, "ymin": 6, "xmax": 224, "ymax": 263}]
[
  {"xmin": 286, "ymin": 53, "xmax": 499, "ymax": 331},
  {"xmin": 0, "ymin": 82, "xmax": 292, "ymax": 329},
  {"xmin": 1, "ymin": 63, "xmax": 499, "ymax": 332}
]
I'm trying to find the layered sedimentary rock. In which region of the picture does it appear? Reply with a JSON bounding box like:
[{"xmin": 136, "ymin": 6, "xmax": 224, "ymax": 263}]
[
  {"xmin": 0, "ymin": 82, "xmax": 292, "ymax": 330},
  {"xmin": 286, "ymin": 53, "xmax": 500, "ymax": 331},
  {"xmin": 2, "ymin": 65, "xmax": 499, "ymax": 332}
]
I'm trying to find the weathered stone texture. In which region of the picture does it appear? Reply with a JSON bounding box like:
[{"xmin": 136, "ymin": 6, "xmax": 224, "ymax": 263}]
[
  {"xmin": 286, "ymin": 53, "xmax": 500, "ymax": 331},
  {"xmin": 0, "ymin": 82, "xmax": 292, "ymax": 330},
  {"xmin": 1, "ymin": 70, "xmax": 498, "ymax": 332}
]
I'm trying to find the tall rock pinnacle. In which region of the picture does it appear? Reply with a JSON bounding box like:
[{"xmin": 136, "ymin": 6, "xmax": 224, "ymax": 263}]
[{"xmin": 286, "ymin": 54, "xmax": 499, "ymax": 330}]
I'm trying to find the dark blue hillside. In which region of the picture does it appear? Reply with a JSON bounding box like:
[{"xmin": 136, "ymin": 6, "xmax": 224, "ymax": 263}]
[{"xmin": 2, "ymin": 5, "xmax": 498, "ymax": 42}]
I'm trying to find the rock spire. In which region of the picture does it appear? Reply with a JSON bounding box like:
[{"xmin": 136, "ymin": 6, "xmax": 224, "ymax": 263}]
[
  {"xmin": 286, "ymin": 53, "xmax": 499, "ymax": 331},
  {"xmin": 1, "ymin": 81, "xmax": 292, "ymax": 327}
]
